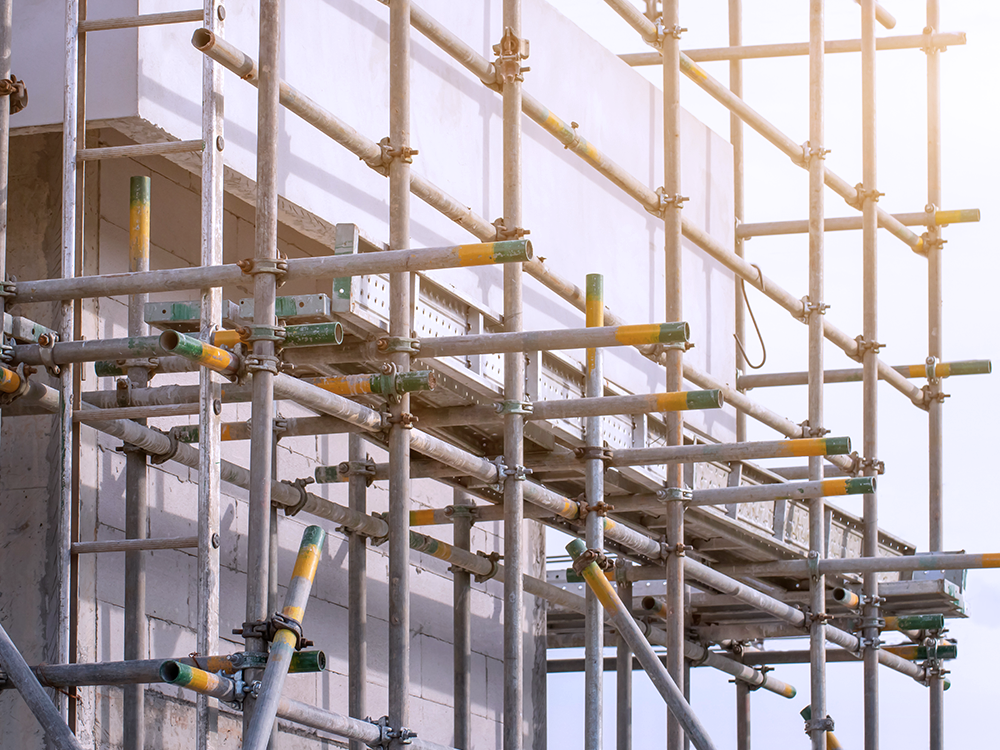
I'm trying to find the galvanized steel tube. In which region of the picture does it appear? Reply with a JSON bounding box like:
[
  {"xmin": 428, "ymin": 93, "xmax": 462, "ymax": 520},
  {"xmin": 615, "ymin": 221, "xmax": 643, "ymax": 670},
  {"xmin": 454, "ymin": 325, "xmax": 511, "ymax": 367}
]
[
  {"xmin": 737, "ymin": 207, "xmax": 978, "ymax": 238},
  {"xmin": 0, "ymin": 621, "xmax": 84, "ymax": 750},
  {"xmin": 452, "ymin": 490, "xmax": 473, "ymax": 750},
  {"xmin": 348, "ymin": 435, "xmax": 368, "ymax": 750},
  {"xmin": 617, "ymin": 561, "xmax": 632, "ymax": 750},
  {"xmin": 584, "ymin": 275, "xmax": 604, "ymax": 750},
  {"xmin": 243, "ymin": 526, "xmax": 326, "ymax": 750},
  {"xmin": 567, "ymin": 539, "xmax": 718, "ymax": 750},
  {"xmin": 611, "ymin": 436, "xmax": 850, "ymax": 468}
]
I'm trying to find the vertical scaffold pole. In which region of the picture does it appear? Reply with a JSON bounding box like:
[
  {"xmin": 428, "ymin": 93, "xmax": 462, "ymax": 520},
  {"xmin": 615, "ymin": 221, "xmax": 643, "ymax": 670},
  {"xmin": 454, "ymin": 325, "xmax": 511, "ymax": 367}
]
[
  {"xmin": 861, "ymin": 2, "xmax": 880, "ymax": 749},
  {"xmin": 584, "ymin": 274, "xmax": 604, "ymax": 750},
  {"xmin": 196, "ymin": 2, "xmax": 225, "ymax": 748},
  {"xmin": 58, "ymin": 0, "xmax": 80, "ymax": 722},
  {"xmin": 349, "ymin": 434, "xmax": 368, "ymax": 750},
  {"xmin": 926, "ymin": 1, "xmax": 945, "ymax": 746},
  {"xmin": 807, "ymin": 3, "xmax": 827, "ymax": 750},
  {"xmin": 736, "ymin": 681, "xmax": 750, "ymax": 750},
  {"xmin": 0, "ymin": 0, "xmax": 9, "ymax": 455},
  {"xmin": 453, "ymin": 489, "xmax": 474, "ymax": 750},
  {"xmin": 243, "ymin": 0, "xmax": 281, "ymax": 735},
  {"xmin": 729, "ymin": 0, "xmax": 746, "ymax": 444},
  {"xmin": 500, "ymin": 1, "xmax": 525, "ymax": 748},
  {"xmin": 388, "ymin": 0, "xmax": 413, "ymax": 745},
  {"xmin": 616, "ymin": 561, "xmax": 633, "ymax": 750},
  {"xmin": 662, "ymin": 2, "xmax": 685, "ymax": 749},
  {"xmin": 123, "ymin": 176, "xmax": 150, "ymax": 750}
]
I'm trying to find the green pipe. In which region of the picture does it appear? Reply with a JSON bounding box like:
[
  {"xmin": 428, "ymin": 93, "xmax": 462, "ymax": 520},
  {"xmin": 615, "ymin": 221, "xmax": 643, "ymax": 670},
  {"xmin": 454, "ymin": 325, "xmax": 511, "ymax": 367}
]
[
  {"xmin": 885, "ymin": 614, "xmax": 945, "ymax": 632},
  {"xmin": 883, "ymin": 642, "xmax": 957, "ymax": 661},
  {"xmin": 314, "ymin": 465, "xmax": 345, "ymax": 483},
  {"xmin": 158, "ymin": 330, "xmax": 240, "ymax": 376},
  {"xmin": 283, "ymin": 322, "xmax": 344, "ymax": 347},
  {"xmin": 307, "ymin": 371, "xmax": 435, "ymax": 397},
  {"xmin": 159, "ymin": 661, "xmax": 239, "ymax": 702}
]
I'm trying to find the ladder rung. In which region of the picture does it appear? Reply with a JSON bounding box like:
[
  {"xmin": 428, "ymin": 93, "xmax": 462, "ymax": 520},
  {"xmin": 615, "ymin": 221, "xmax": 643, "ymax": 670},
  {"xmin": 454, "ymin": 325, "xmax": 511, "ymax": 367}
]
[
  {"xmin": 79, "ymin": 10, "xmax": 203, "ymax": 33},
  {"xmin": 72, "ymin": 536, "xmax": 199, "ymax": 554},
  {"xmin": 77, "ymin": 140, "xmax": 205, "ymax": 162},
  {"xmin": 75, "ymin": 403, "xmax": 200, "ymax": 422}
]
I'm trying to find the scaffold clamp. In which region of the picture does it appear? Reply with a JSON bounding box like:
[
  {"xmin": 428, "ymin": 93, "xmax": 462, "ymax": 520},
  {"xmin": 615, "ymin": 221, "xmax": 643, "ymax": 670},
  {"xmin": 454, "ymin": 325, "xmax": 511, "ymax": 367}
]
[
  {"xmin": 804, "ymin": 716, "xmax": 835, "ymax": 734},
  {"xmin": 474, "ymin": 550, "xmax": 503, "ymax": 583},
  {"xmin": 366, "ymin": 716, "xmax": 416, "ymax": 747},
  {"xmin": 279, "ymin": 476, "xmax": 315, "ymax": 517},
  {"xmin": 37, "ymin": 331, "xmax": 60, "ymax": 376},
  {"xmin": 376, "ymin": 336, "xmax": 420, "ymax": 355},
  {"xmin": 497, "ymin": 399, "xmax": 533, "ymax": 415},
  {"xmin": 493, "ymin": 27, "xmax": 530, "ymax": 85}
]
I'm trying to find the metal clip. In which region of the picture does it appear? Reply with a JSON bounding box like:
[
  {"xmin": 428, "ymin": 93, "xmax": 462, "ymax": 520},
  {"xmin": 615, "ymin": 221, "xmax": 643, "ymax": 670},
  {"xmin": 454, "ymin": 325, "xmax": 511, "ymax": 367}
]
[
  {"xmin": 279, "ymin": 477, "xmax": 315, "ymax": 517},
  {"xmin": 858, "ymin": 457, "xmax": 885, "ymax": 476},
  {"xmin": 652, "ymin": 19, "xmax": 686, "ymax": 46},
  {"xmin": 236, "ymin": 256, "xmax": 289, "ymax": 281},
  {"xmin": 796, "ymin": 296, "xmax": 830, "ymax": 322},
  {"xmin": 474, "ymin": 550, "xmax": 503, "ymax": 583},
  {"xmin": 244, "ymin": 353, "xmax": 280, "ymax": 375},
  {"xmin": 804, "ymin": 716, "xmax": 836, "ymax": 734},
  {"xmin": 799, "ymin": 420, "xmax": 830, "ymax": 439},
  {"xmin": 807, "ymin": 550, "xmax": 821, "ymax": 581},
  {"xmin": 578, "ymin": 499, "xmax": 615, "ymax": 519},
  {"xmin": 663, "ymin": 487, "xmax": 692, "ymax": 502},
  {"xmin": 854, "ymin": 335, "xmax": 884, "ymax": 358},
  {"xmin": 37, "ymin": 332, "xmax": 60, "ymax": 376},
  {"xmin": 0, "ymin": 277, "xmax": 15, "ymax": 298},
  {"xmin": 0, "ymin": 75, "xmax": 27, "ymax": 114},
  {"xmin": 920, "ymin": 231, "xmax": 946, "ymax": 254},
  {"xmin": 338, "ymin": 457, "xmax": 378, "ymax": 488},
  {"xmin": 496, "ymin": 399, "xmax": 533, "ymax": 415},
  {"xmin": 503, "ymin": 464, "xmax": 532, "ymax": 482},
  {"xmin": 244, "ymin": 325, "xmax": 286, "ymax": 344},
  {"xmin": 0, "ymin": 362, "xmax": 29, "ymax": 406},
  {"xmin": 563, "ymin": 121, "xmax": 582, "ymax": 151},
  {"xmin": 493, "ymin": 27, "xmax": 530, "ymax": 84},
  {"xmin": 575, "ymin": 445, "xmax": 613, "ymax": 465},
  {"xmin": 799, "ymin": 141, "xmax": 830, "ymax": 166},
  {"xmin": 850, "ymin": 183, "xmax": 884, "ymax": 209},
  {"xmin": 655, "ymin": 187, "xmax": 689, "ymax": 214},
  {"xmin": 570, "ymin": 546, "xmax": 611, "ymax": 576},
  {"xmin": 148, "ymin": 428, "xmax": 182, "ymax": 466},
  {"xmin": 492, "ymin": 217, "xmax": 530, "ymax": 241},
  {"xmin": 379, "ymin": 136, "xmax": 419, "ymax": 165},
  {"xmin": 858, "ymin": 634, "xmax": 882, "ymax": 651},
  {"xmin": 925, "ymin": 356, "xmax": 939, "ymax": 384},
  {"xmin": 376, "ymin": 336, "xmax": 420, "ymax": 355}
]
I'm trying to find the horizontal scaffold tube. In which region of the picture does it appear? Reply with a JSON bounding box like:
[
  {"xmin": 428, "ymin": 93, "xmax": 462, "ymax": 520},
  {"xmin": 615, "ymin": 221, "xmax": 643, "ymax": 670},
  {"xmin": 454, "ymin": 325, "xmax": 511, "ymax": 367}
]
[
  {"xmin": 682, "ymin": 477, "xmax": 875, "ymax": 508},
  {"xmin": 722, "ymin": 551, "xmax": 1000, "ymax": 578},
  {"xmin": 740, "ymin": 359, "xmax": 992, "ymax": 389},
  {"xmin": 566, "ymin": 539, "xmax": 719, "ymax": 750},
  {"xmin": 189, "ymin": 19, "xmax": 851, "ymax": 462},
  {"xmin": 619, "ymin": 32, "xmax": 966, "ymax": 65},
  {"xmin": 416, "ymin": 322, "xmax": 690, "ymax": 358},
  {"xmin": 213, "ymin": 321, "xmax": 345, "ymax": 349},
  {"xmin": 0, "ymin": 366, "xmax": 61, "ymax": 411},
  {"xmin": 413, "ymin": 390, "xmax": 723, "ymax": 429},
  {"xmin": 14, "ymin": 335, "xmax": 164, "ymax": 367},
  {"xmin": 0, "ymin": 652, "xmax": 327, "ymax": 690},
  {"xmin": 738, "ymin": 208, "xmax": 979, "ymax": 238},
  {"xmin": 13, "ymin": 237, "xmax": 531, "ymax": 304},
  {"xmin": 159, "ymin": 661, "xmax": 239, "ymax": 702},
  {"xmin": 158, "ymin": 330, "xmax": 240, "ymax": 377},
  {"xmin": 307, "ymin": 371, "xmax": 435, "ymax": 397},
  {"xmin": 173, "ymin": 415, "xmax": 361, "ymax": 443},
  {"xmin": 610, "ymin": 436, "xmax": 851, "ymax": 468},
  {"xmin": 739, "ymin": 642, "xmax": 957, "ymax": 665}
]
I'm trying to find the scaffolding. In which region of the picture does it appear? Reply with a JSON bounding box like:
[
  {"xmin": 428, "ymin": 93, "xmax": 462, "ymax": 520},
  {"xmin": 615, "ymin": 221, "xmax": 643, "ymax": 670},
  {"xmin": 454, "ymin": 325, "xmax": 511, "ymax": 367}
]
[{"xmin": 0, "ymin": 1, "xmax": 994, "ymax": 750}]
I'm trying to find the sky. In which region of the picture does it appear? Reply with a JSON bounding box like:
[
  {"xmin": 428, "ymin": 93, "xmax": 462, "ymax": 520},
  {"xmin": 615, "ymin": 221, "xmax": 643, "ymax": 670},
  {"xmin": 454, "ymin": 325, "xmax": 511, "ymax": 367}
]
[{"xmin": 543, "ymin": 2, "xmax": 1000, "ymax": 748}]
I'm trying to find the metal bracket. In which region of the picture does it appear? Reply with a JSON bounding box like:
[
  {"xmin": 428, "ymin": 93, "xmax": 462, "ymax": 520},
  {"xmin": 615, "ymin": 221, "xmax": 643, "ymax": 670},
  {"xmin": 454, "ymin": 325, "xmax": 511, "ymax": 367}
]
[
  {"xmin": 796, "ymin": 296, "xmax": 830, "ymax": 322},
  {"xmin": 37, "ymin": 332, "xmax": 60, "ymax": 376},
  {"xmin": 376, "ymin": 336, "xmax": 420, "ymax": 355},
  {"xmin": 655, "ymin": 187, "xmax": 689, "ymax": 214},
  {"xmin": 233, "ymin": 612, "xmax": 313, "ymax": 651},
  {"xmin": 925, "ymin": 355, "xmax": 940, "ymax": 384},
  {"xmin": 493, "ymin": 27, "xmax": 530, "ymax": 85},
  {"xmin": 148, "ymin": 428, "xmax": 182, "ymax": 466},
  {"xmin": 563, "ymin": 121, "xmax": 583, "ymax": 151},
  {"xmin": 0, "ymin": 277, "xmax": 15, "ymax": 298},
  {"xmin": 807, "ymin": 550, "xmax": 821, "ymax": 581},
  {"xmin": 577, "ymin": 499, "xmax": 615, "ymax": 519},
  {"xmin": 474, "ymin": 550, "xmax": 503, "ymax": 583},
  {"xmin": 800, "ymin": 141, "xmax": 830, "ymax": 165},
  {"xmin": 663, "ymin": 487, "xmax": 692, "ymax": 502},
  {"xmin": 798, "ymin": 420, "xmax": 830, "ymax": 439},
  {"xmin": 366, "ymin": 512, "xmax": 391, "ymax": 547},
  {"xmin": 492, "ymin": 216, "xmax": 530, "ymax": 241},
  {"xmin": 0, "ymin": 75, "xmax": 27, "ymax": 114},
  {"xmin": 920, "ymin": 27, "xmax": 949, "ymax": 55},
  {"xmin": 665, "ymin": 542, "xmax": 689, "ymax": 558},
  {"xmin": 366, "ymin": 715, "xmax": 417, "ymax": 748},
  {"xmin": 503, "ymin": 464, "xmax": 532, "ymax": 483},
  {"xmin": 850, "ymin": 183, "xmax": 884, "ymax": 210},
  {"xmin": 279, "ymin": 476, "xmax": 315, "ymax": 517},
  {"xmin": 338, "ymin": 457, "xmax": 378, "ymax": 488},
  {"xmin": 858, "ymin": 456, "xmax": 885, "ymax": 476},
  {"xmin": 575, "ymin": 445, "xmax": 613, "ymax": 465},
  {"xmin": 379, "ymin": 136, "xmax": 419, "ymax": 165},
  {"xmin": 244, "ymin": 354, "xmax": 280, "ymax": 376},
  {"xmin": 244, "ymin": 325, "xmax": 286, "ymax": 344},
  {"xmin": 854, "ymin": 335, "xmax": 884, "ymax": 357},
  {"xmin": 920, "ymin": 231, "xmax": 946, "ymax": 254},
  {"xmin": 570, "ymin": 547, "xmax": 612, "ymax": 576},
  {"xmin": 652, "ymin": 19, "xmax": 686, "ymax": 46},
  {"xmin": 236, "ymin": 256, "xmax": 289, "ymax": 284},
  {"xmin": 858, "ymin": 634, "xmax": 882, "ymax": 651},
  {"xmin": 445, "ymin": 504, "xmax": 478, "ymax": 525},
  {"xmin": 496, "ymin": 399, "xmax": 533, "ymax": 415},
  {"xmin": 804, "ymin": 716, "xmax": 836, "ymax": 734},
  {"xmin": 386, "ymin": 411, "xmax": 416, "ymax": 429}
]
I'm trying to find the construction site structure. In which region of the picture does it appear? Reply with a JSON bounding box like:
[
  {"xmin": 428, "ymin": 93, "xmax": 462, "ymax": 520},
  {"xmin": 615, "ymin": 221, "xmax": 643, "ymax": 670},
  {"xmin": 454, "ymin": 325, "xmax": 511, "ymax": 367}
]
[{"xmin": 0, "ymin": 1, "xmax": 992, "ymax": 749}]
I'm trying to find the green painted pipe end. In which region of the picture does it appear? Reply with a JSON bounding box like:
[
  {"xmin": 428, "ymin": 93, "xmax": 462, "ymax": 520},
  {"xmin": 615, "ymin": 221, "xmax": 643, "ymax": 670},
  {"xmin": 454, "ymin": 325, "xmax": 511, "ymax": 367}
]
[
  {"xmin": 314, "ymin": 465, "xmax": 342, "ymax": 483},
  {"xmin": 159, "ymin": 660, "xmax": 191, "ymax": 685},
  {"xmin": 658, "ymin": 321, "xmax": 691, "ymax": 344},
  {"xmin": 846, "ymin": 477, "xmax": 876, "ymax": 495},
  {"xmin": 301, "ymin": 525, "xmax": 326, "ymax": 549},
  {"xmin": 687, "ymin": 389, "xmax": 724, "ymax": 410},
  {"xmin": 284, "ymin": 322, "xmax": 345, "ymax": 347},
  {"xmin": 799, "ymin": 705, "xmax": 812, "ymax": 721},
  {"xmin": 586, "ymin": 274, "xmax": 603, "ymax": 302},
  {"xmin": 896, "ymin": 614, "xmax": 945, "ymax": 631},
  {"xmin": 825, "ymin": 436, "xmax": 852, "ymax": 455},
  {"xmin": 564, "ymin": 568, "xmax": 584, "ymax": 583},
  {"xmin": 159, "ymin": 329, "xmax": 200, "ymax": 358},
  {"xmin": 949, "ymin": 359, "xmax": 991, "ymax": 376},
  {"xmin": 130, "ymin": 175, "xmax": 151, "ymax": 206},
  {"xmin": 944, "ymin": 679, "xmax": 952, "ymax": 691},
  {"xmin": 395, "ymin": 370, "xmax": 436, "ymax": 394},
  {"xmin": 289, "ymin": 650, "xmax": 327, "ymax": 673},
  {"xmin": 492, "ymin": 239, "xmax": 533, "ymax": 263},
  {"xmin": 565, "ymin": 538, "xmax": 587, "ymax": 560},
  {"xmin": 94, "ymin": 361, "xmax": 125, "ymax": 378}
]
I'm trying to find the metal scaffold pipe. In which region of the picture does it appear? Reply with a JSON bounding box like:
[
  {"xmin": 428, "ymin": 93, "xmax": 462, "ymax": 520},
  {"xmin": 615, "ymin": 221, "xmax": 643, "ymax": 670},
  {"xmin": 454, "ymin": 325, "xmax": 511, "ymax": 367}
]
[
  {"xmin": 158, "ymin": 330, "xmax": 240, "ymax": 377},
  {"xmin": 0, "ymin": 620, "xmax": 85, "ymax": 750},
  {"xmin": 567, "ymin": 539, "xmax": 718, "ymax": 750},
  {"xmin": 243, "ymin": 526, "xmax": 326, "ymax": 750},
  {"xmin": 663, "ymin": 477, "xmax": 874, "ymax": 509},
  {"xmin": 738, "ymin": 207, "xmax": 978, "ymax": 238},
  {"xmin": 619, "ymin": 31, "xmax": 966, "ymax": 65},
  {"xmin": 739, "ymin": 359, "xmax": 991, "ymax": 389},
  {"xmin": 610, "ymin": 436, "xmax": 851, "ymax": 468},
  {"xmin": 724, "ymin": 551, "xmax": 1000, "ymax": 577}
]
